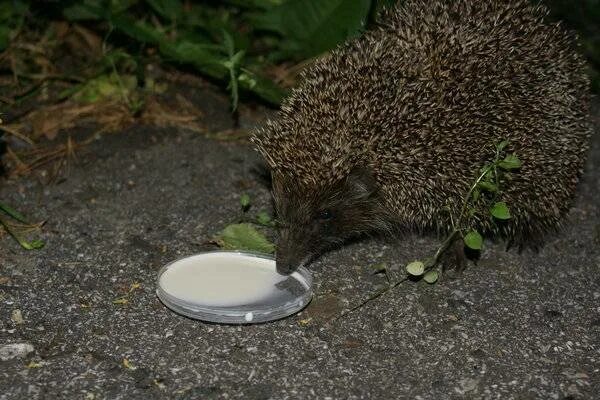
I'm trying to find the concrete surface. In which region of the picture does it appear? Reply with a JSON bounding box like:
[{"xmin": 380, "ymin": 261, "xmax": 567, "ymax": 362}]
[{"xmin": 0, "ymin": 85, "xmax": 599, "ymax": 399}]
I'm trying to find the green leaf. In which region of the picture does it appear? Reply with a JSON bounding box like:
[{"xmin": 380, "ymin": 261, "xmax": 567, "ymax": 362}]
[
  {"xmin": 423, "ymin": 270, "xmax": 439, "ymax": 284},
  {"xmin": 217, "ymin": 223, "xmax": 275, "ymax": 253},
  {"xmin": 471, "ymin": 188, "xmax": 480, "ymax": 202},
  {"xmin": 477, "ymin": 181, "xmax": 498, "ymax": 193},
  {"xmin": 464, "ymin": 230, "xmax": 483, "ymax": 250},
  {"xmin": 0, "ymin": 202, "xmax": 29, "ymax": 224},
  {"xmin": 495, "ymin": 139, "xmax": 509, "ymax": 152},
  {"xmin": 107, "ymin": 12, "xmax": 286, "ymax": 105},
  {"xmin": 159, "ymin": 40, "xmax": 226, "ymax": 79},
  {"xmin": 238, "ymin": 70, "xmax": 287, "ymax": 105},
  {"xmin": 145, "ymin": 0, "xmax": 182, "ymax": 21},
  {"xmin": 254, "ymin": 0, "xmax": 371, "ymax": 59},
  {"xmin": 0, "ymin": 25, "xmax": 9, "ymax": 51},
  {"xmin": 370, "ymin": 262, "xmax": 387, "ymax": 274},
  {"xmin": 20, "ymin": 239, "xmax": 45, "ymax": 250},
  {"xmin": 256, "ymin": 211, "xmax": 272, "ymax": 226},
  {"xmin": 72, "ymin": 73, "xmax": 137, "ymax": 103},
  {"xmin": 406, "ymin": 261, "xmax": 425, "ymax": 276},
  {"xmin": 109, "ymin": 0, "xmax": 140, "ymax": 14},
  {"xmin": 223, "ymin": 30, "xmax": 243, "ymax": 112},
  {"xmin": 240, "ymin": 193, "xmax": 251, "ymax": 211},
  {"xmin": 490, "ymin": 202, "xmax": 511, "ymax": 220},
  {"xmin": 0, "ymin": 215, "xmax": 44, "ymax": 250},
  {"xmin": 63, "ymin": 1, "xmax": 104, "ymax": 20},
  {"xmin": 110, "ymin": 14, "xmax": 166, "ymax": 44},
  {"xmin": 498, "ymin": 154, "xmax": 522, "ymax": 170},
  {"xmin": 222, "ymin": 0, "xmax": 283, "ymax": 9}
]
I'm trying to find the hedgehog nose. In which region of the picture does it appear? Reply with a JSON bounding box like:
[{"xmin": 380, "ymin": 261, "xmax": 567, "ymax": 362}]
[{"xmin": 275, "ymin": 257, "xmax": 296, "ymax": 275}]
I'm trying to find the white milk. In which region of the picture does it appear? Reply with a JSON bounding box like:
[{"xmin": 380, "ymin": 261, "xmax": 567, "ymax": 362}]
[{"xmin": 159, "ymin": 253, "xmax": 288, "ymax": 307}]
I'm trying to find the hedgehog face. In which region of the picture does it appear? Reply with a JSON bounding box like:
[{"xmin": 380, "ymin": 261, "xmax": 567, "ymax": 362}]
[{"xmin": 272, "ymin": 167, "xmax": 386, "ymax": 274}]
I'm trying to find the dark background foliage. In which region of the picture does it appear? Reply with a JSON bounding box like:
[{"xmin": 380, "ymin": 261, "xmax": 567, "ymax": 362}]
[{"xmin": 0, "ymin": 0, "xmax": 597, "ymax": 184}]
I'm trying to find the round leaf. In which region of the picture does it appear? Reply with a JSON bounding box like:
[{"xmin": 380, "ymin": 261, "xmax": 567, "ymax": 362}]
[
  {"xmin": 256, "ymin": 211, "xmax": 272, "ymax": 226},
  {"xmin": 406, "ymin": 261, "xmax": 425, "ymax": 276},
  {"xmin": 490, "ymin": 202, "xmax": 511, "ymax": 220},
  {"xmin": 464, "ymin": 230, "xmax": 483, "ymax": 250},
  {"xmin": 240, "ymin": 194, "xmax": 251, "ymax": 210},
  {"xmin": 423, "ymin": 270, "xmax": 439, "ymax": 284}
]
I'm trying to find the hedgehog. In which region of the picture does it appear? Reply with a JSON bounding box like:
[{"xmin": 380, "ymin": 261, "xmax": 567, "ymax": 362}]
[{"xmin": 251, "ymin": 0, "xmax": 592, "ymax": 274}]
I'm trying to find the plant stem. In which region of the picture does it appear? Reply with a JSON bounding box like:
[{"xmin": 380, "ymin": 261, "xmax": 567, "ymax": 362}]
[
  {"xmin": 457, "ymin": 165, "xmax": 493, "ymax": 227},
  {"xmin": 326, "ymin": 276, "xmax": 410, "ymax": 325},
  {"xmin": 425, "ymin": 229, "xmax": 460, "ymax": 268}
]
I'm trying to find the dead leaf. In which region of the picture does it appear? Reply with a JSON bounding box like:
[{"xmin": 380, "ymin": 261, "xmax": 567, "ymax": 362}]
[
  {"xmin": 72, "ymin": 24, "xmax": 103, "ymax": 55},
  {"xmin": 26, "ymin": 361, "xmax": 42, "ymax": 368},
  {"xmin": 51, "ymin": 21, "xmax": 70, "ymax": 39},
  {"xmin": 122, "ymin": 358, "xmax": 135, "ymax": 370}
]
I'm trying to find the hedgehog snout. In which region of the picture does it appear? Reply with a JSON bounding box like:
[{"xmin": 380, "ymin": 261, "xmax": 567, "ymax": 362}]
[
  {"xmin": 275, "ymin": 240, "xmax": 301, "ymax": 275},
  {"xmin": 275, "ymin": 248, "xmax": 305, "ymax": 275},
  {"xmin": 275, "ymin": 228, "xmax": 312, "ymax": 275}
]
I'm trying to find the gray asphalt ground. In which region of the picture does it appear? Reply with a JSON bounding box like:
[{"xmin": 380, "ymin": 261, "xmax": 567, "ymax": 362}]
[{"xmin": 0, "ymin": 83, "xmax": 599, "ymax": 400}]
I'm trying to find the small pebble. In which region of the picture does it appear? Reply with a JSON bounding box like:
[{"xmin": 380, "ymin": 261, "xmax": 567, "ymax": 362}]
[
  {"xmin": 0, "ymin": 343, "xmax": 34, "ymax": 361},
  {"xmin": 11, "ymin": 309, "xmax": 24, "ymax": 325}
]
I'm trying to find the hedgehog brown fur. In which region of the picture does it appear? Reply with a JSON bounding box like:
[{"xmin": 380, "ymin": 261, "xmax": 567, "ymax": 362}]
[{"xmin": 251, "ymin": 0, "xmax": 593, "ymax": 273}]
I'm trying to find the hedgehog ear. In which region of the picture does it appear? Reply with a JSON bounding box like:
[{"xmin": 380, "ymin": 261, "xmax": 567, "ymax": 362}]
[{"xmin": 346, "ymin": 166, "xmax": 378, "ymax": 199}]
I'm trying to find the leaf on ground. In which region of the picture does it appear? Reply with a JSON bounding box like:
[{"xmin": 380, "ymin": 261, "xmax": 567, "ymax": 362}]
[
  {"xmin": 26, "ymin": 361, "xmax": 42, "ymax": 369},
  {"xmin": 423, "ymin": 270, "xmax": 439, "ymax": 284},
  {"xmin": 0, "ymin": 203, "xmax": 29, "ymax": 224},
  {"xmin": 113, "ymin": 298, "xmax": 129, "ymax": 305},
  {"xmin": 406, "ymin": 261, "xmax": 425, "ymax": 276},
  {"xmin": 256, "ymin": 211, "xmax": 272, "ymax": 226},
  {"xmin": 240, "ymin": 193, "xmax": 251, "ymax": 211},
  {"xmin": 122, "ymin": 358, "xmax": 135, "ymax": 370},
  {"xmin": 370, "ymin": 263, "xmax": 387, "ymax": 274},
  {"xmin": 73, "ymin": 73, "xmax": 137, "ymax": 104},
  {"xmin": 464, "ymin": 230, "xmax": 483, "ymax": 250},
  {"xmin": 129, "ymin": 282, "xmax": 141, "ymax": 293},
  {"xmin": 217, "ymin": 223, "xmax": 275, "ymax": 253},
  {"xmin": 490, "ymin": 202, "xmax": 511, "ymax": 220}
]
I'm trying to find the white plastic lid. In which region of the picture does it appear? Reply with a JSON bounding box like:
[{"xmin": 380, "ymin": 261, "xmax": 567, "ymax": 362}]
[{"xmin": 156, "ymin": 251, "xmax": 313, "ymax": 324}]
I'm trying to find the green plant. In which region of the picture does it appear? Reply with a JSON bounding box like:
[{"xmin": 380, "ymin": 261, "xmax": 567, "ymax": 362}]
[
  {"xmin": 332, "ymin": 140, "xmax": 522, "ymax": 322},
  {"xmin": 405, "ymin": 140, "xmax": 521, "ymax": 283},
  {"xmin": 0, "ymin": 202, "xmax": 44, "ymax": 250}
]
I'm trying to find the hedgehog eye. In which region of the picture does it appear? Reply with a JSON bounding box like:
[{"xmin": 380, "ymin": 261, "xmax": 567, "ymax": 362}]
[{"xmin": 317, "ymin": 209, "xmax": 334, "ymax": 221}]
